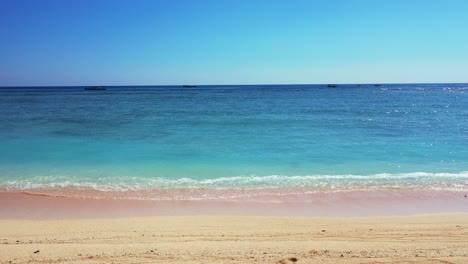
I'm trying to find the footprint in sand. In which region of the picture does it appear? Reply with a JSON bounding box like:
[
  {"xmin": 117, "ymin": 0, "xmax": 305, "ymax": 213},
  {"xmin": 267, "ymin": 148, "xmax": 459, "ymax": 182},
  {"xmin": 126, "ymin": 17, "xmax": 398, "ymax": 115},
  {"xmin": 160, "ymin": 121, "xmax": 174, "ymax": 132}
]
[{"xmin": 277, "ymin": 257, "xmax": 298, "ymax": 264}]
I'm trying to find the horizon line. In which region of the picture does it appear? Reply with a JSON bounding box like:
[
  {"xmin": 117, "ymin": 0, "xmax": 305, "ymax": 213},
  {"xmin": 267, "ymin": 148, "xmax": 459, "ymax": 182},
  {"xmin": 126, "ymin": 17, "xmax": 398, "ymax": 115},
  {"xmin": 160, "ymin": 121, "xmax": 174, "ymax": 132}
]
[{"xmin": 1, "ymin": 81, "xmax": 468, "ymax": 88}]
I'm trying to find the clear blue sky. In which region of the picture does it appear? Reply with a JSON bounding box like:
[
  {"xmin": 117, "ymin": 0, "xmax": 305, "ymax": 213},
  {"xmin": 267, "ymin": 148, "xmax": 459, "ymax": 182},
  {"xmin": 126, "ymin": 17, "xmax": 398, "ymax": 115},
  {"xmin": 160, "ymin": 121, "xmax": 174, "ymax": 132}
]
[{"xmin": 1, "ymin": 0, "xmax": 468, "ymax": 86}]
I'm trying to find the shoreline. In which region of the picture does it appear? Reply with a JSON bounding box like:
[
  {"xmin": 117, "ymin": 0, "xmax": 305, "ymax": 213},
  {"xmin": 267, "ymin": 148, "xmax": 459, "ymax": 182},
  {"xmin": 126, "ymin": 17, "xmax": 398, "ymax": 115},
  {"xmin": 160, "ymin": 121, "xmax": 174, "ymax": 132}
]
[{"xmin": 1, "ymin": 189, "xmax": 467, "ymax": 219}]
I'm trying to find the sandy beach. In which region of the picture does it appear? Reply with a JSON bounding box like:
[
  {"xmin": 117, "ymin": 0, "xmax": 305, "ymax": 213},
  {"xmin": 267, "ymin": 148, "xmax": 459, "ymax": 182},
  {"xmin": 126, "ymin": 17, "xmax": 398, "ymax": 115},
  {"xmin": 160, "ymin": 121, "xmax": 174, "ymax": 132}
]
[
  {"xmin": 0, "ymin": 214, "xmax": 467, "ymax": 263},
  {"xmin": 0, "ymin": 191, "xmax": 468, "ymax": 263}
]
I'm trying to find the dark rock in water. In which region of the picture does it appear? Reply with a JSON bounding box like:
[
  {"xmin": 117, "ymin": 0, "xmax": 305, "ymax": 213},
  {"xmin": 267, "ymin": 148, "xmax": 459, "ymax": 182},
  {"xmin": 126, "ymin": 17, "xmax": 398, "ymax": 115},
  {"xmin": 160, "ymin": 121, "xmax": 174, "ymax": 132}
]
[
  {"xmin": 182, "ymin": 85, "xmax": 197, "ymax": 88},
  {"xmin": 374, "ymin": 84, "xmax": 382, "ymax": 87},
  {"xmin": 84, "ymin": 86, "xmax": 106, "ymax": 90},
  {"xmin": 327, "ymin": 84, "xmax": 337, "ymax": 88}
]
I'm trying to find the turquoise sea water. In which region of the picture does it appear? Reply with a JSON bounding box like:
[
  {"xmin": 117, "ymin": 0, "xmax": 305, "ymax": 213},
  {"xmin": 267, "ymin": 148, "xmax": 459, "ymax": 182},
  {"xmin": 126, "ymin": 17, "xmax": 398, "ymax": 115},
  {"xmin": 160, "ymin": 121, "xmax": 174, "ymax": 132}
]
[{"xmin": 0, "ymin": 84, "xmax": 467, "ymax": 198}]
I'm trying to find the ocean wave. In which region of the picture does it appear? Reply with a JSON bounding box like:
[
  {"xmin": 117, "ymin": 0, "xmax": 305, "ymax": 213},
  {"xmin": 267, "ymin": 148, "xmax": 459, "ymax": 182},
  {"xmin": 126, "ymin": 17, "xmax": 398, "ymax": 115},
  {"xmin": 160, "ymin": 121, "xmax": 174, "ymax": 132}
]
[
  {"xmin": 1, "ymin": 171, "xmax": 468, "ymax": 192},
  {"xmin": 443, "ymin": 87, "xmax": 468, "ymax": 91}
]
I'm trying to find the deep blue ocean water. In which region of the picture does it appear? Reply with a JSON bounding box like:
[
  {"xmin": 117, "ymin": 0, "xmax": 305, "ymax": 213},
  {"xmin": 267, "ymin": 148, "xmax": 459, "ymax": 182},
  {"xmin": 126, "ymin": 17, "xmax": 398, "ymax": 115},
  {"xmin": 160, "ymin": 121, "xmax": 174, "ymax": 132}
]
[{"xmin": 0, "ymin": 84, "xmax": 467, "ymax": 197}]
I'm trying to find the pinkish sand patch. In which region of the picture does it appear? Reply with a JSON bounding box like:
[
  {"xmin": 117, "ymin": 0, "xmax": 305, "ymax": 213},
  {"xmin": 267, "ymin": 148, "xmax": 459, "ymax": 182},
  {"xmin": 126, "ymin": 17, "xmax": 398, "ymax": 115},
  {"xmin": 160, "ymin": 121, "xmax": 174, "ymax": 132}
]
[{"xmin": 0, "ymin": 189, "xmax": 467, "ymax": 219}]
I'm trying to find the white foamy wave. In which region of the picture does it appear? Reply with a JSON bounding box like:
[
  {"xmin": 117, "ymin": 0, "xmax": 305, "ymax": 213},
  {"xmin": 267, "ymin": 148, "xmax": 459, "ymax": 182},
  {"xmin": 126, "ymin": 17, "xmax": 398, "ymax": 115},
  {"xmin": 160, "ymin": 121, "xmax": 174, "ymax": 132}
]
[{"xmin": 1, "ymin": 171, "xmax": 468, "ymax": 192}]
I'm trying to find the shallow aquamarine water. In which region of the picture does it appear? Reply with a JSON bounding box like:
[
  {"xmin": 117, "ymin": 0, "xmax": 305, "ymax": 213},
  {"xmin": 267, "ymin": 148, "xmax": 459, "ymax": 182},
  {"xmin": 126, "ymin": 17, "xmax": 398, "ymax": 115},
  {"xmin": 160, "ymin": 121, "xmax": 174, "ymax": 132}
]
[{"xmin": 0, "ymin": 84, "xmax": 467, "ymax": 195}]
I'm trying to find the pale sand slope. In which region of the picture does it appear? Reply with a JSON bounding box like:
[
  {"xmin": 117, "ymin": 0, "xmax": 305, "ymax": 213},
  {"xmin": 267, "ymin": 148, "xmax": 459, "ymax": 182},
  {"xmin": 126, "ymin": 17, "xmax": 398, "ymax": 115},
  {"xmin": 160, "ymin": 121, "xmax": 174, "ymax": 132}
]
[{"xmin": 1, "ymin": 215, "xmax": 468, "ymax": 264}]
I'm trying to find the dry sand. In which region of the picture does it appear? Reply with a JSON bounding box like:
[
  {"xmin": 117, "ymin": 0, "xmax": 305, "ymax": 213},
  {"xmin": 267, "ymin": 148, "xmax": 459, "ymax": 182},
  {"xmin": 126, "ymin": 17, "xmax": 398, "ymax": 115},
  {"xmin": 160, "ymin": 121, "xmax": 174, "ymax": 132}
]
[{"xmin": 1, "ymin": 214, "xmax": 468, "ymax": 263}]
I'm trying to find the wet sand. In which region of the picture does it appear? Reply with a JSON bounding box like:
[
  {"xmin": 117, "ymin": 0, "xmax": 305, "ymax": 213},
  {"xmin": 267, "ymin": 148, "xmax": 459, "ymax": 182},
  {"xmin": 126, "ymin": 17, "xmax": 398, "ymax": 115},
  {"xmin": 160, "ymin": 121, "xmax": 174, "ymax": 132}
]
[{"xmin": 0, "ymin": 190, "xmax": 467, "ymax": 219}]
